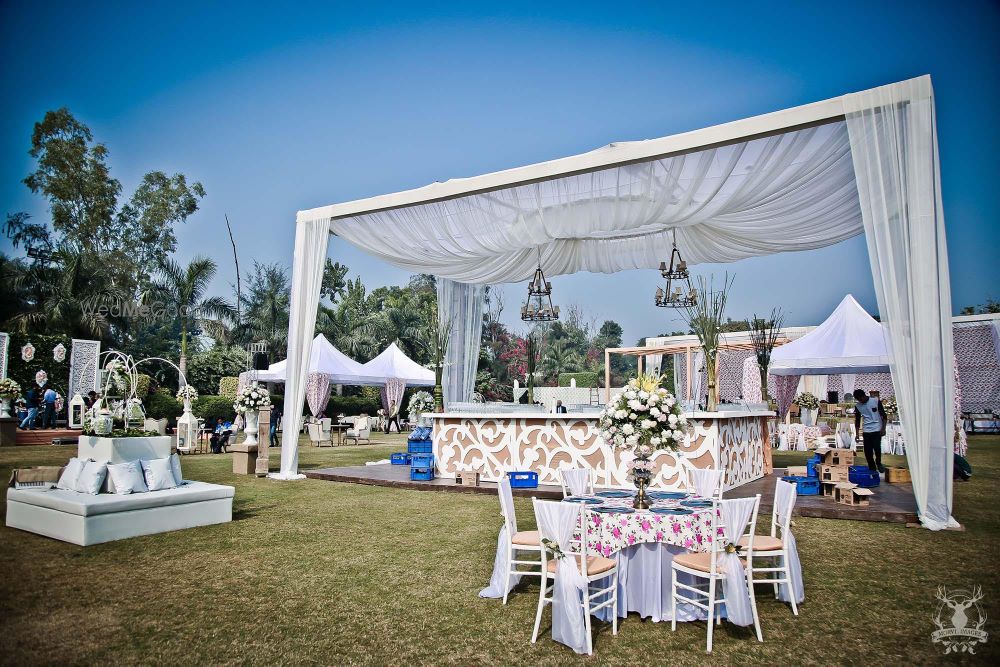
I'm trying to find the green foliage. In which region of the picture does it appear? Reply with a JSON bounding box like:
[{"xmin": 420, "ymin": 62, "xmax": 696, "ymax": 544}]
[
  {"xmin": 218, "ymin": 376, "xmax": 239, "ymax": 399},
  {"xmin": 235, "ymin": 261, "xmax": 289, "ymax": 356},
  {"xmin": 558, "ymin": 372, "xmax": 599, "ymax": 388},
  {"xmin": 192, "ymin": 395, "xmax": 237, "ymax": 423},
  {"xmin": 186, "ymin": 346, "xmax": 244, "ymax": 395},
  {"xmin": 329, "ymin": 394, "xmax": 381, "ymax": 416},
  {"xmin": 960, "ymin": 298, "xmax": 1000, "ymax": 315},
  {"xmin": 4, "ymin": 332, "xmax": 72, "ymax": 395},
  {"xmin": 134, "ymin": 373, "xmax": 153, "ymax": 398},
  {"xmin": 144, "ymin": 388, "xmax": 183, "ymax": 423}
]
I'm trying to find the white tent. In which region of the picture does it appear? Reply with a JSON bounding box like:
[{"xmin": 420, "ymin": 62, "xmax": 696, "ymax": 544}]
[
  {"xmin": 257, "ymin": 334, "xmax": 380, "ymax": 385},
  {"xmin": 770, "ymin": 295, "xmax": 890, "ymax": 375},
  {"xmin": 359, "ymin": 342, "xmax": 434, "ymax": 386},
  {"xmin": 279, "ymin": 76, "xmax": 956, "ymax": 531}
]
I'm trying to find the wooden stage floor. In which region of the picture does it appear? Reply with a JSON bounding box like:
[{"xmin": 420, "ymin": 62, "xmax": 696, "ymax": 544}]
[{"xmin": 304, "ymin": 464, "xmax": 919, "ymax": 524}]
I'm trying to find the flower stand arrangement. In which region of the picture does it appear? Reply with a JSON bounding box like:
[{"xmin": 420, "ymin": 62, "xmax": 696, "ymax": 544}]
[
  {"xmin": 407, "ymin": 390, "xmax": 434, "ymax": 427},
  {"xmin": 233, "ymin": 383, "xmax": 271, "ymax": 446},
  {"xmin": 0, "ymin": 378, "xmax": 22, "ymax": 447},
  {"xmin": 598, "ymin": 374, "xmax": 688, "ymax": 509},
  {"xmin": 794, "ymin": 392, "xmax": 820, "ymax": 426}
]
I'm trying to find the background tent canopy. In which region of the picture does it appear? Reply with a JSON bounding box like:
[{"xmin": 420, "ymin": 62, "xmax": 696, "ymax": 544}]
[
  {"xmin": 257, "ymin": 334, "xmax": 380, "ymax": 385},
  {"xmin": 770, "ymin": 294, "xmax": 890, "ymax": 375},
  {"xmin": 359, "ymin": 342, "xmax": 434, "ymax": 386}
]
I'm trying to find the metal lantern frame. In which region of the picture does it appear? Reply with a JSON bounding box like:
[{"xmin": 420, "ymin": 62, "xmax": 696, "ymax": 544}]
[
  {"xmin": 521, "ymin": 249, "xmax": 560, "ymax": 322},
  {"xmin": 655, "ymin": 231, "xmax": 697, "ymax": 309}
]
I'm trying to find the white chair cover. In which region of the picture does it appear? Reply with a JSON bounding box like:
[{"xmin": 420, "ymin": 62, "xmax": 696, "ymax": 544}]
[
  {"xmin": 836, "ymin": 422, "xmax": 854, "ymax": 449},
  {"xmin": 719, "ymin": 497, "xmax": 756, "ymax": 627},
  {"xmin": 479, "ymin": 476, "xmax": 520, "ymax": 598},
  {"xmin": 777, "ymin": 423, "xmax": 790, "ymax": 451},
  {"xmin": 796, "ymin": 428, "xmax": 808, "ymax": 451},
  {"xmin": 561, "ymin": 468, "xmax": 590, "ymax": 497},
  {"xmin": 535, "ymin": 500, "xmax": 589, "ymax": 654},
  {"xmin": 773, "ymin": 480, "xmax": 805, "ymax": 605},
  {"xmin": 689, "ymin": 468, "xmax": 721, "ymax": 498}
]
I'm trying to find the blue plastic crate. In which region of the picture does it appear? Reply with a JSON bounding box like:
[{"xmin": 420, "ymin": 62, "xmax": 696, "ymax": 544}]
[
  {"xmin": 507, "ymin": 471, "xmax": 539, "ymax": 489},
  {"xmin": 848, "ymin": 465, "xmax": 881, "ymax": 488},
  {"xmin": 390, "ymin": 452, "xmax": 411, "ymax": 465},
  {"xmin": 781, "ymin": 475, "xmax": 821, "ymax": 496},
  {"xmin": 410, "ymin": 453, "xmax": 434, "ymax": 469},
  {"xmin": 407, "ymin": 439, "xmax": 433, "ymax": 455},
  {"xmin": 410, "ymin": 467, "xmax": 435, "ymax": 481}
]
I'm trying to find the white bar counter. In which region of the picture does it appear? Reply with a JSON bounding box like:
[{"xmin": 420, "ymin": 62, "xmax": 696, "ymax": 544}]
[{"xmin": 430, "ymin": 409, "xmax": 773, "ymax": 491}]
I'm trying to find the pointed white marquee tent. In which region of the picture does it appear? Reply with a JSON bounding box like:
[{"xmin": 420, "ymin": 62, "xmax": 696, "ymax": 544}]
[
  {"xmin": 770, "ymin": 295, "xmax": 890, "ymax": 376},
  {"xmin": 359, "ymin": 343, "xmax": 435, "ymax": 386},
  {"xmin": 280, "ymin": 76, "xmax": 956, "ymax": 530},
  {"xmin": 257, "ymin": 334, "xmax": 380, "ymax": 385}
]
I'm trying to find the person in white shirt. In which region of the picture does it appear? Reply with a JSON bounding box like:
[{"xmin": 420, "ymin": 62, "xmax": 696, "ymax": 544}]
[{"xmin": 853, "ymin": 389, "xmax": 887, "ymax": 473}]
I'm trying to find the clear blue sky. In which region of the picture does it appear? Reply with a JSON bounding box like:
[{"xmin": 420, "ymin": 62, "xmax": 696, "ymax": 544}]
[{"xmin": 2, "ymin": 0, "xmax": 997, "ymax": 345}]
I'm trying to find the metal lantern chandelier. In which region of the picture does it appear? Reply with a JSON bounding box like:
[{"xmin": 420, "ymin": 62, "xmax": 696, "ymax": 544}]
[
  {"xmin": 521, "ymin": 248, "xmax": 560, "ymax": 322},
  {"xmin": 654, "ymin": 230, "xmax": 697, "ymax": 309}
]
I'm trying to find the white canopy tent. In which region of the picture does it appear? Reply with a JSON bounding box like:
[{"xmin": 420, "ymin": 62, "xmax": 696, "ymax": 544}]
[
  {"xmin": 257, "ymin": 334, "xmax": 381, "ymax": 385},
  {"xmin": 359, "ymin": 342, "xmax": 435, "ymax": 386},
  {"xmin": 770, "ymin": 295, "xmax": 889, "ymax": 376},
  {"xmin": 280, "ymin": 76, "xmax": 956, "ymax": 531}
]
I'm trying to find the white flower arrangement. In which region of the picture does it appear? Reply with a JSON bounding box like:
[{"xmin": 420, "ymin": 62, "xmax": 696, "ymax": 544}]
[
  {"xmin": 599, "ymin": 374, "xmax": 688, "ymax": 454},
  {"xmin": 176, "ymin": 384, "xmax": 199, "ymax": 404},
  {"xmin": 105, "ymin": 360, "xmax": 130, "ymax": 394},
  {"xmin": 408, "ymin": 390, "xmax": 434, "ymax": 422},
  {"xmin": 0, "ymin": 378, "xmax": 22, "ymax": 400},
  {"xmin": 233, "ymin": 383, "xmax": 271, "ymax": 414},
  {"xmin": 883, "ymin": 397, "xmax": 898, "ymax": 419},
  {"xmin": 793, "ymin": 392, "xmax": 820, "ymax": 410}
]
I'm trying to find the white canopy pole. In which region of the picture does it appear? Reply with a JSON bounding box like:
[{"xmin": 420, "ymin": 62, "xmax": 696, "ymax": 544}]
[
  {"xmin": 273, "ymin": 218, "xmax": 331, "ymax": 480},
  {"xmin": 845, "ymin": 75, "xmax": 958, "ymax": 530}
]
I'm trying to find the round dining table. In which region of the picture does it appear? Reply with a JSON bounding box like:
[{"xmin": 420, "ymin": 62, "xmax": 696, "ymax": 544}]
[{"xmin": 564, "ymin": 491, "xmax": 725, "ymax": 623}]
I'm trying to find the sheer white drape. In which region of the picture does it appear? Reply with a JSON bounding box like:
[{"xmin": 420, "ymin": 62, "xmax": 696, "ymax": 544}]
[
  {"xmin": 845, "ymin": 75, "xmax": 957, "ymax": 530},
  {"xmin": 718, "ymin": 498, "xmax": 755, "ymax": 626},
  {"xmin": 328, "ymin": 123, "xmax": 861, "ymax": 284},
  {"xmin": 275, "ymin": 218, "xmax": 331, "ymax": 480},
  {"xmin": 560, "ymin": 468, "xmax": 591, "ymax": 496},
  {"xmin": 773, "ymin": 481, "xmax": 805, "ymax": 605},
  {"xmin": 480, "ymin": 478, "xmax": 522, "ymax": 598},
  {"xmin": 688, "ymin": 467, "xmax": 721, "ymax": 498},
  {"xmin": 535, "ymin": 500, "xmax": 589, "ymax": 654},
  {"xmin": 437, "ymin": 279, "xmax": 486, "ymax": 406}
]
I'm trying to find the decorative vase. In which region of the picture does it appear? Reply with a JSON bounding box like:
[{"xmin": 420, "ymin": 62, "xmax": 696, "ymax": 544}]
[
  {"xmin": 706, "ymin": 357, "xmax": 719, "ymax": 411},
  {"xmin": 243, "ymin": 411, "xmax": 259, "ymax": 445},
  {"xmin": 632, "ymin": 456, "xmax": 652, "ymax": 510},
  {"xmin": 801, "ymin": 408, "xmax": 818, "ymax": 427},
  {"xmin": 94, "ymin": 410, "xmax": 114, "ymax": 436},
  {"xmin": 0, "ymin": 398, "xmax": 11, "ymax": 419}
]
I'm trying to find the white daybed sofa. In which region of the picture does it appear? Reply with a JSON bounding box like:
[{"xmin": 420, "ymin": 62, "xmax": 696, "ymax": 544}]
[{"xmin": 6, "ymin": 481, "xmax": 234, "ymax": 546}]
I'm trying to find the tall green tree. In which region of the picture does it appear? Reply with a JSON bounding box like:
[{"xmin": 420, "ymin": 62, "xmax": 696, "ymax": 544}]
[
  {"xmin": 238, "ymin": 261, "xmax": 290, "ymax": 356},
  {"xmin": 145, "ymin": 256, "xmax": 234, "ymax": 376}
]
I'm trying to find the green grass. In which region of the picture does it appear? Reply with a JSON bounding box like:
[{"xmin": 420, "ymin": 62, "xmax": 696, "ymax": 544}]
[{"xmin": 1, "ymin": 434, "xmax": 998, "ymax": 665}]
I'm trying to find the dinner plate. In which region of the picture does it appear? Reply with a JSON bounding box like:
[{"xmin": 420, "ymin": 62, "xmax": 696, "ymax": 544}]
[
  {"xmin": 679, "ymin": 499, "xmax": 714, "ymax": 508},
  {"xmin": 591, "ymin": 506, "xmax": 634, "ymax": 514},
  {"xmin": 561, "ymin": 496, "xmax": 604, "ymax": 505},
  {"xmin": 648, "ymin": 491, "xmax": 688, "ymax": 500},
  {"xmin": 650, "ymin": 507, "xmax": 693, "ymax": 515},
  {"xmin": 595, "ymin": 490, "xmax": 634, "ymax": 498}
]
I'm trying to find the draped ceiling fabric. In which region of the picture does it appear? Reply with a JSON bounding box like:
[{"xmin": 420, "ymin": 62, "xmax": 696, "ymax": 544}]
[{"xmin": 284, "ymin": 75, "xmax": 955, "ymax": 530}]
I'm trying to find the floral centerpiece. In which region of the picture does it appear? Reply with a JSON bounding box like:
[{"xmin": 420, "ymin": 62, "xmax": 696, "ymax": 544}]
[
  {"xmin": 598, "ymin": 373, "xmax": 688, "ymax": 509},
  {"xmin": 176, "ymin": 384, "xmax": 199, "ymax": 405},
  {"xmin": 408, "ymin": 390, "xmax": 434, "ymax": 423},
  {"xmin": 0, "ymin": 378, "xmax": 22, "ymax": 419},
  {"xmin": 793, "ymin": 391, "xmax": 820, "ymax": 426},
  {"xmin": 234, "ymin": 383, "xmax": 271, "ymax": 446},
  {"xmin": 883, "ymin": 397, "xmax": 898, "ymax": 421}
]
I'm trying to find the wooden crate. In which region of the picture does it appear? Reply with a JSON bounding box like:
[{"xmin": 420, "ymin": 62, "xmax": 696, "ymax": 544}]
[{"xmin": 886, "ymin": 467, "xmax": 911, "ymax": 484}]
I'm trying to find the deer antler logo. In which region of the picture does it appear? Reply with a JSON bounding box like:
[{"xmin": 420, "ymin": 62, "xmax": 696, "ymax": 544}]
[{"xmin": 932, "ymin": 585, "xmax": 988, "ymax": 654}]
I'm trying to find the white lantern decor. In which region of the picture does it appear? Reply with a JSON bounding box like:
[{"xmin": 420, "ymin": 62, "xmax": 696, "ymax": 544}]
[{"xmin": 68, "ymin": 393, "xmax": 86, "ymax": 429}]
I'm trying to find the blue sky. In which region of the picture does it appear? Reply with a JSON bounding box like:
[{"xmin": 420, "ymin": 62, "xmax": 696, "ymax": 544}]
[{"xmin": 2, "ymin": 0, "xmax": 997, "ymax": 345}]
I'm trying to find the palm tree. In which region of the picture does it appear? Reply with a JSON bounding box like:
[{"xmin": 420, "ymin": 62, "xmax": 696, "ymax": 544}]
[
  {"xmin": 541, "ymin": 339, "xmax": 582, "ymax": 381},
  {"xmin": 238, "ymin": 261, "xmax": 290, "ymax": 357},
  {"xmin": 146, "ymin": 256, "xmax": 234, "ymax": 376}
]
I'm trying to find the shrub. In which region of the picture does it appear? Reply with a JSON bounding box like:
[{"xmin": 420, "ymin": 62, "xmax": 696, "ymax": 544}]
[
  {"xmin": 328, "ymin": 395, "xmax": 380, "ymax": 416},
  {"xmin": 218, "ymin": 376, "xmax": 239, "ymax": 399},
  {"xmin": 144, "ymin": 388, "xmax": 183, "ymax": 424},
  {"xmin": 134, "ymin": 373, "xmax": 153, "ymax": 398},
  {"xmin": 186, "ymin": 346, "xmax": 245, "ymax": 394},
  {"xmin": 558, "ymin": 372, "xmax": 599, "ymax": 388},
  {"xmin": 193, "ymin": 395, "xmax": 237, "ymax": 423}
]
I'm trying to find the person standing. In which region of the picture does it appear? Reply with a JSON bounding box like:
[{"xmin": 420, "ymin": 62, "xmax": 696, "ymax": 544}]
[
  {"xmin": 19, "ymin": 384, "xmax": 41, "ymax": 430},
  {"xmin": 384, "ymin": 400, "xmax": 401, "ymax": 433},
  {"xmin": 270, "ymin": 405, "xmax": 283, "ymax": 448},
  {"xmin": 853, "ymin": 389, "xmax": 887, "ymax": 473},
  {"xmin": 42, "ymin": 386, "xmax": 58, "ymax": 428}
]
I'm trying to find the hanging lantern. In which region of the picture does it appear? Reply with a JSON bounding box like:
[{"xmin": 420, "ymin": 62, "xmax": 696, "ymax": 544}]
[
  {"xmin": 521, "ymin": 248, "xmax": 560, "ymax": 322},
  {"xmin": 654, "ymin": 230, "xmax": 697, "ymax": 309}
]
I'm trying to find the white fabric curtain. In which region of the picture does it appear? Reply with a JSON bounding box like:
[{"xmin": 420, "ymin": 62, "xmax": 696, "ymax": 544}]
[
  {"xmin": 718, "ymin": 497, "xmax": 755, "ymax": 627},
  {"xmin": 275, "ymin": 218, "xmax": 331, "ymax": 479},
  {"xmin": 688, "ymin": 467, "xmax": 721, "ymax": 498},
  {"xmin": 845, "ymin": 75, "xmax": 957, "ymax": 530},
  {"xmin": 437, "ymin": 279, "xmax": 486, "ymax": 406},
  {"xmin": 480, "ymin": 477, "xmax": 521, "ymax": 598},
  {"xmin": 773, "ymin": 481, "xmax": 805, "ymax": 605},
  {"xmin": 535, "ymin": 500, "xmax": 589, "ymax": 654},
  {"xmin": 840, "ymin": 373, "xmax": 856, "ymax": 398},
  {"xmin": 691, "ymin": 351, "xmax": 705, "ymax": 409},
  {"xmin": 561, "ymin": 468, "xmax": 590, "ymax": 496},
  {"xmin": 326, "ymin": 123, "xmax": 861, "ymax": 284},
  {"xmin": 741, "ymin": 357, "xmax": 763, "ymax": 403}
]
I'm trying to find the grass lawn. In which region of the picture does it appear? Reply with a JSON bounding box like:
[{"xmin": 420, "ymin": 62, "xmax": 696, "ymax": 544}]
[{"xmin": 1, "ymin": 433, "xmax": 998, "ymax": 665}]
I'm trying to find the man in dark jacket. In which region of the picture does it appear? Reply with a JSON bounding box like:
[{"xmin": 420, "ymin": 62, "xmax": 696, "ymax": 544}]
[{"xmin": 19, "ymin": 385, "xmax": 41, "ymax": 430}]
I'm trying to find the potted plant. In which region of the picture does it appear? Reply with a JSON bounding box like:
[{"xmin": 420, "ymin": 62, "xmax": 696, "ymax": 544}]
[
  {"xmin": 233, "ymin": 383, "xmax": 271, "ymax": 446},
  {"xmin": 0, "ymin": 378, "xmax": 22, "ymax": 419},
  {"xmin": 793, "ymin": 392, "xmax": 820, "ymax": 426},
  {"xmin": 598, "ymin": 374, "xmax": 688, "ymax": 509},
  {"xmin": 407, "ymin": 390, "xmax": 434, "ymax": 425},
  {"xmin": 749, "ymin": 308, "xmax": 784, "ymax": 403}
]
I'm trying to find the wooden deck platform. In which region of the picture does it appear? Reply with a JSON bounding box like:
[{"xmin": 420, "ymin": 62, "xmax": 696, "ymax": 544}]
[
  {"xmin": 12, "ymin": 428, "xmax": 81, "ymax": 446},
  {"xmin": 304, "ymin": 464, "xmax": 919, "ymax": 523}
]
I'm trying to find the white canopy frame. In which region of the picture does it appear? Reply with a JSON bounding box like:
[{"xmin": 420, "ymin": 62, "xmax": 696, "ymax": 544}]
[{"xmin": 279, "ymin": 76, "xmax": 957, "ymax": 532}]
